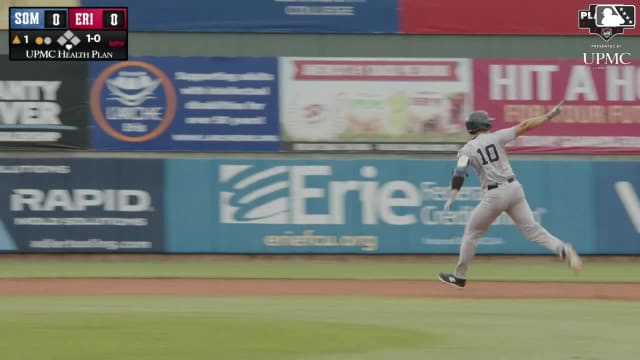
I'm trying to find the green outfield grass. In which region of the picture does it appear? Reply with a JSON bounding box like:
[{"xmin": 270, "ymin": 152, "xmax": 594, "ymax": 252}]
[
  {"xmin": 0, "ymin": 258, "xmax": 639, "ymax": 283},
  {"xmin": 0, "ymin": 296, "xmax": 638, "ymax": 360}
]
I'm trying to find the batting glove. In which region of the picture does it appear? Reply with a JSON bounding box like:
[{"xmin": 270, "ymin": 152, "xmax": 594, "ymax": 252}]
[{"xmin": 545, "ymin": 100, "xmax": 564, "ymax": 120}]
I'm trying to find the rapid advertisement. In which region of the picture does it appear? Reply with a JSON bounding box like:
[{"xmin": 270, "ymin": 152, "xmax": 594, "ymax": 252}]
[
  {"xmin": 165, "ymin": 158, "xmax": 597, "ymax": 254},
  {"xmin": 279, "ymin": 57, "xmax": 472, "ymax": 152},
  {"xmin": 89, "ymin": 57, "xmax": 281, "ymax": 151},
  {"xmin": 0, "ymin": 159, "xmax": 164, "ymax": 253},
  {"xmin": 473, "ymin": 59, "xmax": 640, "ymax": 153}
]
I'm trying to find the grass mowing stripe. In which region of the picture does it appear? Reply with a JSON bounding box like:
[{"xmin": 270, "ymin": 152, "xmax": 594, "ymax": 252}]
[
  {"xmin": 1, "ymin": 313, "xmax": 429, "ymax": 360},
  {"xmin": 0, "ymin": 297, "xmax": 638, "ymax": 360},
  {"xmin": 0, "ymin": 259, "xmax": 638, "ymax": 283}
]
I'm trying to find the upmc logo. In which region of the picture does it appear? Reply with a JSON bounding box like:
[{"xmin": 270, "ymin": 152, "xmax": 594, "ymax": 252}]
[
  {"xmin": 218, "ymin": 164, "xmax": 520, "ymax": 226},
  {"xmin": 90, "ymin": 61, "xmax": 177, "ymax": 142}
]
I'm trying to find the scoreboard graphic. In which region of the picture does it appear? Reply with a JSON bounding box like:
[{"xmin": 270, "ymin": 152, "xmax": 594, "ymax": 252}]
[{"xmin": 9, "ymin": 7, "xmax": 128, "ymax": 61}]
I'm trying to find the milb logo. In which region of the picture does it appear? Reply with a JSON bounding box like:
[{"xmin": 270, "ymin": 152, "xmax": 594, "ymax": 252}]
[{"xmin": 578, "ymin": 4, "xmax": 636, "ymax": 41}]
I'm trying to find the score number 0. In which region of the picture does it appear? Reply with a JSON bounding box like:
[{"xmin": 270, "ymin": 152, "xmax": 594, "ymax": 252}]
[
  {"xmin": 109, "ymin": 13, "xmax": 120, "ymax": 26},
  {"xmin": 51, "ymin": 13, "xmax": 62, "ymax": 26}
]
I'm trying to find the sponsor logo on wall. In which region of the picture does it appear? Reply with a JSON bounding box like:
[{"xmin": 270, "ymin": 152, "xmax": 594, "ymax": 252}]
[
  {"xmin": 0, "ymin": 159, "xmax": 164, "ymax": 253},
  {"xmin": 219, "ymin": 163, "xmax": 547, "ymax": 226},
  {"xmin": 614, "ymin": 181, "xmax": 640, "ymax": 234},
  {"xmin": 164, "ymin": 158, "xmax": 596, "ymax": 254},
  {"xmin": 473, "ymin": 59, "xmax": 640, "ymax": 153},
  {"xmin": 0, "ymin": 55, "xmax": 89, "ymax": 148},
  {"xmin": 593, "ymin": 162, "xmax": 640, "ymax": 253},
  {"xmin": 279, "ymin": 57, "xmax": 472, "ymax": 153},
  {"xmin": 91, "ymin": 60, "xmax": 177, "ymax": 143},
  {"xmin": 90, "ymin": 57, "xmax": 281, "ymax": 151}
]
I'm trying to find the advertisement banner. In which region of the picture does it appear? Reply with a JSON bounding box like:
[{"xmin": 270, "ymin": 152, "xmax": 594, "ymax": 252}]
[
  {"xmin": 90, "ymin": 57, "xmax": 281, "ymax": 151},
  {"xmin": 81, "ymin": 0, "xmax": 398, "ymax": 33},
  {"xmin": 0, "ymin": 55, "xmax": 89, "ymax": 149},
  {"xmin": 400, "ymin": 0, "xmax": 640, "ymax": 36},
  {"xmin": 279, "ymin": 57, "xmax": 472, "ymax": 152},
  {"xmin": 593, "ymin": 161, "xmax": 640, "ymax": 254},
  {"xmin": 165, "ymin": 158, "xmax": 596, "ymax": 254},
  {"xmin": 0, "ymin": 158, "xmax": 164, "ymax": 253},
  {"xmin": 473, "ymin": 59, "xmax": 640, "ymax": 153}
]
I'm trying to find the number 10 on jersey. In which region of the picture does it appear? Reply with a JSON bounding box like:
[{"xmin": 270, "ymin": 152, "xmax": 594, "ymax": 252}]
[{"xmin": 477, "ymin": 144, "xmax": 500, "ymax": 165}]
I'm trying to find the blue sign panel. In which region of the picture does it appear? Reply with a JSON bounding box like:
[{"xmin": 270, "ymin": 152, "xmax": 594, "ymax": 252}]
[
  {"xmin": 81, "ymin": 0, "xmax": 399, "ymax": 33},
  {"xmin": 0, "ymin": 159, "xmax": 164, "ymax": 253},
  {"xmin": 165, "ymin": 158, "xmax": 596, "ymax": 254},
  {"xmin": 593, "ymin": 161, "xmax": 640, "ymax": 254},
  {"xmin": 89, "ymin": 57, "xmax": 281, "ymax": 151}
]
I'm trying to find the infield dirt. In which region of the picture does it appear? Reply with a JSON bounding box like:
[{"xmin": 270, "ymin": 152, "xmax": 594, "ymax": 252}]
[
  {"xmin": 1, "ymin": 254, "xmax": 639, "ymax": 300},
  {"xmin": 1, "ymin": 278, "xmax": 639, "ymax": 300}
]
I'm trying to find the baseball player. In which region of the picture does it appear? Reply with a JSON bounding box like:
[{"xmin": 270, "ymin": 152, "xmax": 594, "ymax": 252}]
[{"xmin": 438, "ymin": 101, "xmax": 582, "ymax": 288}]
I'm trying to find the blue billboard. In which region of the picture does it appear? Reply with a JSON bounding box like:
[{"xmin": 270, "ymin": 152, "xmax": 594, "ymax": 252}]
[
  {"xmin": 82, "ymin": 0, "xmax": 399, "ymax": 33},
  {"xmin": 593, "ymin": 161, "xmax": 640, "ymax": 254},
  {"xmin": 0, "ymin": 159, "xmax": 164, "ymax": 253},
  {"xmin": 89, "ymin": 57, "xmax": 281, "ymax": 152},
  {"xmin": 165, "ymin": 158, "xmax": 596, "ymax": 254}
]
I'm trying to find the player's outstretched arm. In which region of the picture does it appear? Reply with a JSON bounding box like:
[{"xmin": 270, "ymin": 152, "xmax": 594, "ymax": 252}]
[{"xmin": 515, "ymin": 100, "xmax": 563, "ymax": 136}]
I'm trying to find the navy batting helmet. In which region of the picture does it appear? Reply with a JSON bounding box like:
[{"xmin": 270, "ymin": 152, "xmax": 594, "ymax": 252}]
[{"xmin": 465, "ymin": 111, "xmax": 493, "ymax": 133}]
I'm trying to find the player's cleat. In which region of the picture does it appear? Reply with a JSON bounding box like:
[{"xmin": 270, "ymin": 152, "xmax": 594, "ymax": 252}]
[
  {"xmin": 438, "ymin": 272, "xmax": 466, "ymax": 288},
  {"xmin": 561, "ymin": 244, "xmax": 582, "ymax": 272}
]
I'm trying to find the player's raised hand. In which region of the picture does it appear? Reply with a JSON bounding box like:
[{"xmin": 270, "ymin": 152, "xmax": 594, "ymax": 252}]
[{"xmin": 545, "ymin": 100, "xmax": 564, "ymax": 120}]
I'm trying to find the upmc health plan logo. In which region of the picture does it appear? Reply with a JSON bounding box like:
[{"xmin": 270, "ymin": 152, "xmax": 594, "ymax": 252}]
[{"xmin": 579, "ymin": 4, "xmax": 636, "ymax": 41}]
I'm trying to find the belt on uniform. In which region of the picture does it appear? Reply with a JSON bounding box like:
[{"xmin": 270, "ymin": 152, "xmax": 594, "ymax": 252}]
[{"xmin": 487, "ymin": 177, "xmax": 514, "ymax": 190}]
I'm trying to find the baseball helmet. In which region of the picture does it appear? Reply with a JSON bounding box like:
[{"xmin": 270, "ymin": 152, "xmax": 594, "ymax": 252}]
[{"xmin": 465, "ymin": 111, "xmax": 493, "ymax": 133}]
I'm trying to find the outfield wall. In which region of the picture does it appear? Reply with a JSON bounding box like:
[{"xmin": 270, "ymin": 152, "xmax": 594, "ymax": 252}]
[
  {"xmin": 1, "ymin": 3, "xmax": 639, "ymax": 256},
  {"xmin": 0, "ymin": 156, "xmax": 638, "ymax": 255}
]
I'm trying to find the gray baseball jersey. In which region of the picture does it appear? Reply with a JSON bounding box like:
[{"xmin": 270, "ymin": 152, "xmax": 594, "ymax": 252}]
[
  {"xmin": 453, "ymin": 126, "xmax": 566, "ymax": 279},
  {"xmin": 457, "ymin": 127, "xmax": 516, "ymax": 190}
]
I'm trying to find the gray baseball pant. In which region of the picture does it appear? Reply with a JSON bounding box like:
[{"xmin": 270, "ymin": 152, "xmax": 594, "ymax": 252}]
[{"xmin": 454, "ymin": 180, "xmax": 565, "ymax": 279}]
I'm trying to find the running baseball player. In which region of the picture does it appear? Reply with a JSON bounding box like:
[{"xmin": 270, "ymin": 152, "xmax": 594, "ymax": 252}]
[{"xmin": 438, "ymin": 101, "xmax": 582, "ymax": 288}]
